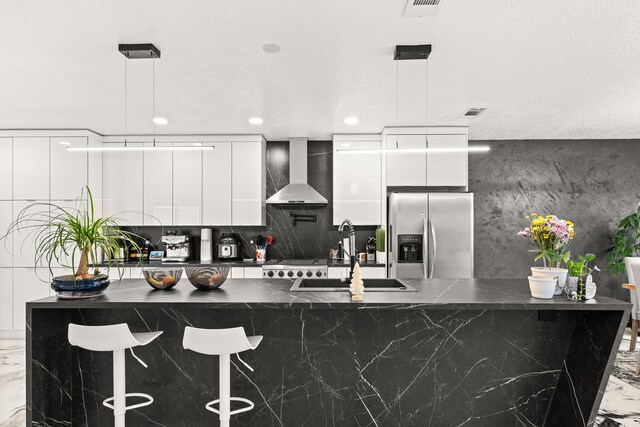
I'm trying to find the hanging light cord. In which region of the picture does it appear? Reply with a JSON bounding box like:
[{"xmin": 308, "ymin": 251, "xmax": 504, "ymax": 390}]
[
  {"xmin": 395, "ymin": 57, "xmax": 399, "ymax": 149},
  {"xmin": 124, "ymin": 58, "xmax": 128, "ymax": 147},
  {"xmin": 152, "ymin": 58, "xmax": 156, "ymax": 146},
  {"xmin": 425, "ymin": 56, "xmax": 429, "ymax": 141}
]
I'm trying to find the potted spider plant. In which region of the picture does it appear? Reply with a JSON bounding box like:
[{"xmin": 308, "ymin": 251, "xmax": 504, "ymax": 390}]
[{"xmin": 1, "ymin": 187, "xmax": 143, "ymax": 299}]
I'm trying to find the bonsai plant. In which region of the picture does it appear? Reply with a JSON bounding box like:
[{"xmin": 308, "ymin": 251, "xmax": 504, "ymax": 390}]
[
  {"xmin": 606, "ymin": 205, "xmax": 640, "ymax": 276},
  {"xmin": 1, "ymin": 187, "xmax": 142, "ymax": 298}
]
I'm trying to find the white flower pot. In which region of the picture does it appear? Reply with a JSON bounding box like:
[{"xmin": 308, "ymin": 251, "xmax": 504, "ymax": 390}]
[
  {"xmin": 531, "ymin": 267, "xmax": 568, "ymax": 296},
  {"xmin": 528, "ymin": 276, "xmax": 557, "ymax": 299}
]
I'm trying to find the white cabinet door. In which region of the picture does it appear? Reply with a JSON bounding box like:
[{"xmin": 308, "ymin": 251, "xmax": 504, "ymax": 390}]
[
  {"xmin": 173, "ymin": 144, "xmax": 202, "ymax": 225},
  {"xmin": 0, "ymin": 138, "xmax": 12, "ymax": 200},
  {"xmin": 13, "ymin": 137, "xmax": 49, "ymax": 200},
  {"xmin": 12, "ymin": 201, "xmax": 46, "ymax": 268},
  {"xmin": 13, "ymin": 268, "xmax": 50, "ymax": 331},
  {"xmin": 130, "ymin": 267, "xmax": 144, "ymax": 279},
  {"xmin": 328, "ymin": 266, "xmax": 349, "ymax": 280},
  {"xmin": 333, "ymin": 139, "xmax": 382, "ymax": 225},
  {"xmin": 385, "ymin": 134, "xmax": 427, "ymax": 187},
  {"xmin": 0, "ymin": 269, "xmax": 12, "ymax": 330},
  {"xmin": 50, "ymin": 137, "xmax": 88, "ymax": 200},
  {"xmin": 144, "ymin": 143, "xmax": 173, "ymax": 226},
  {"xmin": 232, "ymin": 141, "xmax": 265, "ymax": 226},
  {"xmin": 203, "ymin": 142, "xmax": 232, "ymax": 225},
  {"xmin": 244, "ymin": 267, "xmax": 262, "ymax": 279},
  {"xmin": 230, "ymin": 267, "xmax": 244, "ymax": 278},
  {"xmin": 0, "ymin": 201, "xmax": 12, "ymax": 268},
  {"xmin": 87, "ymin": 138, "xmax": 103, "ymax": 218},
  {"xmin": 360, "ymin": 267, "xmax": 386, "ymax": 279},
  {"xmin": 103, "ymin": 143, "xmax": 143, "ymax": 225},
  {"xmin": 426, "ymin": 134, "xmax": 468, "ymax": 187}
]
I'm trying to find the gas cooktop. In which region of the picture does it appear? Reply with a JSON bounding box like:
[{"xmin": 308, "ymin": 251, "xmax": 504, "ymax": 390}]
[{"xmin": 262, "ymin": 259, "xmax": 328, "ymax": 278}]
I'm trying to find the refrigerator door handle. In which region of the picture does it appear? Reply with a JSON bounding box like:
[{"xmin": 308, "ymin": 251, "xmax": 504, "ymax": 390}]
[
  {"xmin": 423, "ymin": 218, "xmax": 429, "ymax": 278},
  {"xmin": 429, "ymin": 219, "xmax": 437, "ymax": 278}
]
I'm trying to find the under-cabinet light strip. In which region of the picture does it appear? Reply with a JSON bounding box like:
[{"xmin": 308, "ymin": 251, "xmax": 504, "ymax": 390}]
[
  {"xmin": 67, "ymin": 145, "xmax": 215, "ymax": 152},
  {"xmin": 336, "ymin": 146, "xmax": 490, "ymax": 154}
]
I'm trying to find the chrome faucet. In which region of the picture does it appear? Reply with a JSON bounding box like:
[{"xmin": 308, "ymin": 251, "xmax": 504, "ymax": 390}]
[{"xmin": 338, "ymin": 219, "xmax": 356, "ymax": 281}]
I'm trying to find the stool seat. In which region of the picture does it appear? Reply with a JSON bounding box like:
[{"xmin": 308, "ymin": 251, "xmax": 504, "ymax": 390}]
[{"xmin": 69, "ymin": 323, "xmax": 163, "ymax": 352}]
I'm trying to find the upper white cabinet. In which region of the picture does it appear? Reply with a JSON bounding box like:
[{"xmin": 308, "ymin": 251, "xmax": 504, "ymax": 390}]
[
  {"xmin": 173, "ymin": 143, "xmax": 203, "ymax": 225},
  {"xmin": 333, "ymin": 135, "xmax": 382, "ymax": 225},
  {"xmin": 426, "ymin": 134, "xmax": 468, "ymax": 187},
  {"xmin": 385, "ymin": 134, "xmax": 427, "ymax": 187},
  {"xmin": 232, "ymin": 140, "xmax": 266, "ymax": 226},
  {"xmin": 383, "ymin": 127, "xmax": 468, "ymax": 188},
  {"xmin": 203, "ymin": 142, "xmax": 232, "ymax": 225},
  {"xmin": 50, "ymin": 137, "xmax": 88, "ymax": 200},
  {"xmin": 143, "ymin": 142, "xmax": 173, "ymax": 226},
  {"xmin": 13, "ymin": 137, "xmax": 49, "ymax": 200},
  {"xmin": 103, "ymin": 143, "xmax": 144, "ymax": 225},
  {"xmin": 0, "ymin": 138, "xmax": 12, "ymax": 200}
]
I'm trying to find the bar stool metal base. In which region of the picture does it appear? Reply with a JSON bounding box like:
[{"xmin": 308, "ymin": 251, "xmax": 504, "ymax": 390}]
[
  {"xmin": 205, "ymin": 397, "xmax": 255, "ymax": 416},
  {"xmin": 103, "ymin": 393, "xmax": 154, "ymax": 412}
]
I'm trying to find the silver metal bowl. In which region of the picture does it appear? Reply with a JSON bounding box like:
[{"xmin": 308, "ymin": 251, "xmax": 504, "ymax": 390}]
[
  {"xmin": 184, "ymin": 266, "xmax": 230, "ymax": 290},
  {"xmin": 142, "ymin": 267, "xmax": 183, "ymax": 290}
]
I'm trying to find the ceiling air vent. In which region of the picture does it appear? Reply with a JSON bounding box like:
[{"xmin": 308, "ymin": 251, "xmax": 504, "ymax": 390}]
[
  {"xmin": 463, "ymin": 108, "xmax": 486, "ymax": 118},
  {"xmin": 403, "ymin": 0, "xmax": 442, "ymax": 17}
]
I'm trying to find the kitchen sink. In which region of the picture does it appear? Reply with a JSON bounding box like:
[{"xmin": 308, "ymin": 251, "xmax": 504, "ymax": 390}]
[{"xmin": 290, "ymin": 278, "xmax": 416, "ymax": 292}]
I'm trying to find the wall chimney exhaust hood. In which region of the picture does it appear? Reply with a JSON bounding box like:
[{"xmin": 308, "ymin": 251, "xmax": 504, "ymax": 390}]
[{"xmin": 266, "ymin": 137, "xmax": 328, "ymax": 206}]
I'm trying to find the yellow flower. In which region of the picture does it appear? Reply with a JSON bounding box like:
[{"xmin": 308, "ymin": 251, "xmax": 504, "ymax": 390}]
[
  {"xmin": 566, "ymin": 221, "xmax": 574, "ymax": 226},
  {"xmin": 531, "ymin": 213, "xmax": 538, "ymax": 217},
  {"xmin": 543, "ymin": 234, "xmax": 549, "ymax": 239},
  {"xmin": 546, "ymin": 215, "xmax": 553, "ymax": 219}
]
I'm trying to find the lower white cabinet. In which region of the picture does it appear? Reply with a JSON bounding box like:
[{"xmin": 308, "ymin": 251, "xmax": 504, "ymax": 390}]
[
  {"xmin": 360, "ymin": 267, "xmax": 386, "ymax": 279},
  {"xmin": 230, "ymin": 267, "xmax": 244, "ymax": 279},
  {"xmin": 244, "ymin": 267, "xmax": 263, "ymax": 279},
  {"xmin": 13, "ymin": 268, "xmax": 51, "ymax": 331},
  {"xmin": 328, "ymin": 266, "xmax": 350, "ymax": 280},
  {"xmin": 130, "ymin": 267, "xmax": 144, "ymax": 279},
  {"xmin": 0, "ymin": 269, "xmax": 12, "ymax": 331}
]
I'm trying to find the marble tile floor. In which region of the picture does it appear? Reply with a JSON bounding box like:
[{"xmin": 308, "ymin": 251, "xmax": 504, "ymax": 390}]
[{"xmin": 1, "ymin": 333, "xmax": 639, "ymax": 427}]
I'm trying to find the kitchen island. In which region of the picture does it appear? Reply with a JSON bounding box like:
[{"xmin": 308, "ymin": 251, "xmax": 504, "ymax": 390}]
[{"xmin": 27, "ymin": 278, "xmax": 630, "ymax": 426}]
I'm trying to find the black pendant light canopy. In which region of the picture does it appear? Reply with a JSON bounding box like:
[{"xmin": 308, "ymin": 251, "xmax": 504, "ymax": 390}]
[
  {"xmin": 394, "ymin": 44, "xmax": 431, "ymax": 61},
  {"xmin": 118, "ymin": 43, "xmax": 161, "ymax": 59}
]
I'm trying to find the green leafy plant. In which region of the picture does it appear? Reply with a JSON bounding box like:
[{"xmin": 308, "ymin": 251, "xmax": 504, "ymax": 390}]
[
  {"xmin": 1, "ymin": 187, "xmax": 142, "ymax": 280},
  {"xmin": 566, "ymin": 253, "xmax": 596, "ymax": 277},
  {"xmin": 606, "ymin": 206, "xmax": 640, "ymax": 275}
]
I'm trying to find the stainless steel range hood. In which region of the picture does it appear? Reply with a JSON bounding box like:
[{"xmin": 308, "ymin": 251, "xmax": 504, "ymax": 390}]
[{"xmin": 266, "ymin": 137, "xmax": 328, "ymax": 205}]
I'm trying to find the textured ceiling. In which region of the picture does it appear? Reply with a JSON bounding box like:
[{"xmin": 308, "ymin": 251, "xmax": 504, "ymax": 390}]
[{"xmin": 0, "ymin": 0, "xmax": 639, "ymax": 140}]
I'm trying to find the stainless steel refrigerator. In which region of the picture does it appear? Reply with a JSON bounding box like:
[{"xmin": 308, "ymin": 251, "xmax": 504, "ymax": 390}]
[{"xmin": 388, "ymin": 192, "xmax": 473, "ymax": 279}]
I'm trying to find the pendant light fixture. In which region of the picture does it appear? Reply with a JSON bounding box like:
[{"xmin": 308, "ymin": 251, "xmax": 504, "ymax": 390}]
[
  {"xmin": 68, "ymin": 44, "xmax": 213, "ymax": 152},
  {"xmin": 337, "ymin": 45, "xmax": 489, "ymax": 154}
]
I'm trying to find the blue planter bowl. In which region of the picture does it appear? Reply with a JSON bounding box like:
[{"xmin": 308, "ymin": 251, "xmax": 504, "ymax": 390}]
[{"xmin": 51, "ymin": 275, "xmax": 111, "ymax": 299}]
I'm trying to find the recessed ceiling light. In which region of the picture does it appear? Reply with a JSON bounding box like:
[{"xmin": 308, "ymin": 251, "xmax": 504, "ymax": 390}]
[
  {"xmin": 344, "ymin": 117, "xmax": 359, "ymax": 125},
  {"xmin": 152, "ymin": 117, "xmax": 168, "ymax": 125},
  {"xmin": 262, "ymin": 43, "xmax": 281, "ymax": 54},
  {"xmin": 59, "ymin": 141, "xmax": 71, "ymax": 146},
  {"xmin": 249, "ymin": 117, "xmax": 264, "ymax": 125}
]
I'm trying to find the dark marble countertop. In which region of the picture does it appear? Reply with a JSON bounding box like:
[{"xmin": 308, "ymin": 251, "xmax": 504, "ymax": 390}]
[
  {"xmin": 28, "ymin": 277, "xmax": 631, "ymax": 311},
  {"xmin": 96, "ymin": 259, "xmax": 386, "ymax": 268},
  {"xmin": 327, "ymin": 260, "xmax": 385, "ymax": 267}
]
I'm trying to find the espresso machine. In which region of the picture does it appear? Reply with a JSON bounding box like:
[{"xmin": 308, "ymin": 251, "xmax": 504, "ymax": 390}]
[{"xmin": 161, "ymin": 231, "xmax": 191, "ymax": 262}]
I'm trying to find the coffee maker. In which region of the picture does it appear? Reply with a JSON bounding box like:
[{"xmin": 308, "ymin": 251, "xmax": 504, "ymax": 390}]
[{"xmin": 161, "ymin": 231, "xmax": 191, "ymax": 262}]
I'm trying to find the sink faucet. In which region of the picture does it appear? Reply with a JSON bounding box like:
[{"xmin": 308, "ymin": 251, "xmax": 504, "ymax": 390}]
[{"xmin": 338, "ymin": 219, "xmax": 356, "ymax": 282}]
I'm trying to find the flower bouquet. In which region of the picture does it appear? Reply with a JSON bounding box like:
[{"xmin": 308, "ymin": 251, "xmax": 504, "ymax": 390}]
[{"xmin": 519, "ymin": 214, "xmax": 575, "ymax": 297}]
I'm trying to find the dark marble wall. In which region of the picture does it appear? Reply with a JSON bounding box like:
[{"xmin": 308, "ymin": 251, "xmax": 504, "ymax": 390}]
[
  {"xmin": 127, "ymin": 141, "xmax": 376, "ymax": 261},
  {"xmin": 469, "ymin": 139, "xmax": 640, "ymax": 301}
]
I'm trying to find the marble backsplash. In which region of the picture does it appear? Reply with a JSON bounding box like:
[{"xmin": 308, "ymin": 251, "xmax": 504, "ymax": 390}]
[
  {"xmin": 125, "ymin": 140, "xmax": 376, "ymax": 261},
  {"xmin": 469, "ymin": 139, "xmax": 640, "ymax": 301}
]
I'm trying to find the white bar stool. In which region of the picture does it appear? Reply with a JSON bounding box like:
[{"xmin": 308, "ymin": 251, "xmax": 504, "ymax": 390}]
[
  {"xmin": 183, "ymin": 326, "xmax": 262, "ymax": 427},
  {"xmin": 68, "ymin": 323, "xmax": 163, "ymax": 427}
]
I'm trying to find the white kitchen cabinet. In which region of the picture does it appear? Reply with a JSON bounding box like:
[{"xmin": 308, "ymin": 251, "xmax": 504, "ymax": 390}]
[
  {"xmin": 13, "ymin": 267, "xmax": 50, "ymax": 331},
  {"xmin": 87, "ymin": 138, "xmax": 103, "ymax": 218},
  {"xmin": 426, "ymin": 134, "xmax": 468, "ymax": 187},
  {"xmin": 173, "ymin": 144, "xmax": 203, "ymax": 225},
  {"xmin": 333, "ymin": 137, "xmax": 382, "ymax": 225},
  {"xmin": 13, "ymin": 137, "xmax": 50, "ymax": 200},
  {"xmin": 50, "ymin": 137, "xmax": 88, "ymax": 200},
  {"xmin": 232, "ymin": 141, "xmax": 265, "ymax": 226},
  {"xmin": 144, "ymin": 142, "xmax": 173, "ymax": 226},
  {"xmin": 328, "ymin": 266, "xmax": 350, "ymax": 280},
  {"xmin": 385, "ymin": 134, "xmax": 427, "ymax": 187},
  {"xmin": 0, "ymin": 201, "xmax": 12, "ymax": 268},
  {"xmin": 130, "ymin": 267, "xmax": 145, "ymax": 279},
  {"xmin": 12, "ymin": 201, "xmax": 46, "ymax": 268},
  {"xmin": 203, "ymin": 142, "xmax": 232, "ymax": 225},
  {"xmin": 360, "ymin": 267, "xmax": 386, "ymax": 279},
  {"xmin": 0, "ymin": 138, "xmax": 12, "ymax": 200},
  {"xmin": 230, "ymin": 267, "xmax": 244, "ymax": 279},
  {"xmin": 0, "ymin": 269, "xmax": 12, "ymax": 330},
  {"xmin": 102, "ymin": 143, "xmax": 143, "ymax": 225},
  {"xmin": 244, "ymin": 267, "xmax": 262, "ymax": 279}
]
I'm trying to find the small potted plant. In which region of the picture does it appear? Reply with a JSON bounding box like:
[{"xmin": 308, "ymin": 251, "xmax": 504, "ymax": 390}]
[
  {"xmin": 518, "ymin": 213, "xmax": 574, "ymax": 296},
  {"xmin": 566, "ymin": 253, "xmax": 599, "ymax": 301},
  {"xmin": 1, "ymin": 187, "xmax": 143, "ymax": 299}
]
